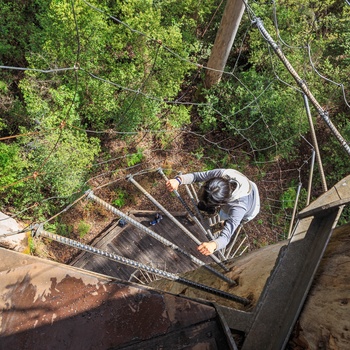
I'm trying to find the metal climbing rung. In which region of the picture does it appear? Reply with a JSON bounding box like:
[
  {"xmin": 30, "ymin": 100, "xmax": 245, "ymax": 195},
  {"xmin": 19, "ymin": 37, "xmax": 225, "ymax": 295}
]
[
  {"xmin": 225, "ymin": 224, "xmax": 243, "ymax": 259},
  {"xmin": 190, "ymin": 183, "xmax": 199, "ymax": 202},
  {"xmin": 157, "ymin": 168, "xmax": 212, "ymax": 237},
  {"xmin": 208, "ymin": 214, "xmax": 221, "ymax": 226},
  {"xmin": 183, "ymin": 182, "xmax": 219, "ymax": 242},
  {"xmin": 32, "ymin": 224, "xmax": 248, "ymax": 305},
  {"xmin": 183, "ymin": 183, "xmax": 207, "ymax": 223},
  {"xmin": 86, "ymin": 190, "xmax": 235, "ymax": 285},
  {"xmin": 178, "ymin": 171, "xmax": 217, "ymax": 241}
]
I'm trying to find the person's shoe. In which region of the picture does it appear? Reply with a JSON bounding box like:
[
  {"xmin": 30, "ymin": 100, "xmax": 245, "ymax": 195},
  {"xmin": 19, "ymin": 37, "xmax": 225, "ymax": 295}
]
[
  {"xmin": 118, "ymin": 219, "xmax": 127, "ymax": 227},
  {"xmin": 149, "ymin": 213, "xmax": 163, "ymax": 225}
]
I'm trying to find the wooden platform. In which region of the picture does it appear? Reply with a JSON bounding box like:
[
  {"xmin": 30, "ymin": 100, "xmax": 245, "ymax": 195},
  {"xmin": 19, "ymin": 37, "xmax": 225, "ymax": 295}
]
[
  {"xmin": 0, "ymin": 248, "xmax": 233, "ymax": 350},
  {"xmin": 71, "ymin": 211, "xmax": 214, "ymax": 282}
]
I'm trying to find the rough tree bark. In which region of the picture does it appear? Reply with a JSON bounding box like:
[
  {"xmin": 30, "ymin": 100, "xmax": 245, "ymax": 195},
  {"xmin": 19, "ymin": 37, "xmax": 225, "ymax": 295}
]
[{"xmin": 205, "ymin": 0, "xmax": 246, "ymax": 88}]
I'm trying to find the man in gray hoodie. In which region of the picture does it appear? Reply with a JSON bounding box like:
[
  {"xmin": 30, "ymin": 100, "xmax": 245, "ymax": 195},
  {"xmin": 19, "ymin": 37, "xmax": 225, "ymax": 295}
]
[{"xmin": 166, "ymin": 169, "xmax": 260, "ymax": 256}]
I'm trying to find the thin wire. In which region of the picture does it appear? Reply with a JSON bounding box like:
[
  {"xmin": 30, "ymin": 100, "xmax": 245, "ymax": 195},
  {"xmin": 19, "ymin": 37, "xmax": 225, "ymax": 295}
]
[
  {"xmin": 268, "ymin": 46, "xmax": 303, "ymax": 93},
  {"xmin": 0, "ymin": 172, "xmax": 44, "ymax": 191},
  {"xmin": 200, "ymin": 0, "xmax": 225, "ymax": 38},
  {"xmin": 271, "ymin": 0, "xmax": 307, "ymax": 50},
  {"xmin": 231, "ymin": 22, "xmax": 253, "ymax": 74},
  {"xmin": 0, "ymin": 65, "xmax": 76, "ymax": 73},
  {"xmin": 306, "ymin": 44, "xmax": 350, "ymax": 109},
  {"xmin": 42, "ymin": 192, "xmax": 88, "ymax": 225},
  {"xmin": 0, "ymin": 203, "xmax": 39, "ymax": 221},
  {"xmin": 0, "ymin": 131, "xmax": 41, "ymax": 141},
  {"xmin": 81, "ymin": 0, "xmax": 252, "ymax": 77}
]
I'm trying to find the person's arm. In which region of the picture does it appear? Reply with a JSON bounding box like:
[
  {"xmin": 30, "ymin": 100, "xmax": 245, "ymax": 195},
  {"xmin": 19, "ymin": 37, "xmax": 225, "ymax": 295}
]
[
  {"xmin": 181, "ymin": 169, "xmax": 226, "ymax": 184},
  {"xmin": 166, "ymin": 169, "xmax": 227, "ymax": 192},
  {"xmin": 213, "ymin": 202, "xmax": 247, "ymax": 250},
  {"xmin": 196, "ymin": 200, "xmax": 248, "ymax": 256}
]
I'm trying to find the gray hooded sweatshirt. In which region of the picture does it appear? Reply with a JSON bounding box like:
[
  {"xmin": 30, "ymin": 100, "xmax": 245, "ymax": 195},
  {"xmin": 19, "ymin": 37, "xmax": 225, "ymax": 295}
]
[{"xmin": 180, "ymin": 169, "xmax": 260, "ymax": 250}]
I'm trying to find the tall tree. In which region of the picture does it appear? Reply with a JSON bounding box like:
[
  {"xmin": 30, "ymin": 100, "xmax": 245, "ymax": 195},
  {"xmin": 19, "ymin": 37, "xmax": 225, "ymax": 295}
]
[{"xmin": 205, "ymin": 0, "xmax": 246, "ymax": 87}]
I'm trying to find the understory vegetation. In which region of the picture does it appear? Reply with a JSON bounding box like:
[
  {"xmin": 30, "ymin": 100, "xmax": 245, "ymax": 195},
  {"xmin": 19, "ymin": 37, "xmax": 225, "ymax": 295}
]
[{"xmin": 0, "ymin": 0, "xmax": 349, "ymax": 240}]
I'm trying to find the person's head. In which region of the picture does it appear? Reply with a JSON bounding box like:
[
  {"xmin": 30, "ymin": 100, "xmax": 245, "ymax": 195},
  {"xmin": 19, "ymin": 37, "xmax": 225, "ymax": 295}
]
[{"xmin": 197, "ymin": 176, "xmax": 237, "ymax": 212}]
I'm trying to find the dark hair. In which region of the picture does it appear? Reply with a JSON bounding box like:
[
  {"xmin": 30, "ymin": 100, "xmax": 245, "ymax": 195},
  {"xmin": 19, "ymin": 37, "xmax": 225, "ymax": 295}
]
[
  {"xmin": 197, "ymin": 200, "xmax": 216, "ymax": 214},
  {"xmin": 199, "ymin": 177, "xmax": 237, "ymax": 206}
]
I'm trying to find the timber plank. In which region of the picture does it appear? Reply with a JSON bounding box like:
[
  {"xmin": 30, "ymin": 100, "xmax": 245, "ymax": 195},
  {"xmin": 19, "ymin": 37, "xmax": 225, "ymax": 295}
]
[{"xmin": 71, "ymin": 212, "xmax": 213, "ymax": 282}]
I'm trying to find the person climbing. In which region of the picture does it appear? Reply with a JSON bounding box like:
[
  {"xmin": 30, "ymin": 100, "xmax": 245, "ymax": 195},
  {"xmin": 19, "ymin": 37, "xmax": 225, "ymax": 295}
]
[{"xmin": 166, "ymin": 169, "xmax": 260, "ymax": 256}]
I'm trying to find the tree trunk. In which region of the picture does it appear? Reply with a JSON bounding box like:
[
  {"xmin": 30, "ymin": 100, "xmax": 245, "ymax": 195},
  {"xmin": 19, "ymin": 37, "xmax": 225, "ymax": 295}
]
[{"xmin": 204, "ymin": 0, "xmax": 246, "ymax": 88}]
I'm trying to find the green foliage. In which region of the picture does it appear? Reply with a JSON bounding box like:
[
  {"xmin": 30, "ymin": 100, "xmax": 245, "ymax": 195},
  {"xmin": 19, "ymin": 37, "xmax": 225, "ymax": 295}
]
[
  {"xmin": 155, "ymin": 104, "xmax": 191, "ymax": 148},
  {"xmin": 281, "ymin": 187, "xmax": 298, "ymax": 210},
  {"xmin": 1, "ymin": 0, "xmax": 220, "ymax": 217},
  {"xmin": 0, "ymin": 143, "xmax": 28, "ymax": 202},
  {"xmin": 21, "ymin": 129, "xmax": 100, "ymax": 197},
  {"xmin": 198, "ymin": 0, "xmax": 350, "ymax": 166},
  {"xmin": 280, "ymin": 183, "xmax": 308, "ymax": 211},
  {"xmin": 56, "ymin": 222, "xmax": 73, "ymax": 237},
  {"xmin": 15, "ymin": 74, "xmax": 101, "ymax": 201},
  {"xmin": 48, "ymin": 221, "xmax": 74, "ymax": 237},
  {"xmin": 78, "ymin": 220, "xmax": 91, "ymax": 238},
  {"xmin": 0, "ymin": 118, "xmax": 6, "ymax": 132},
  {"xmin": 318, "ymin": 127, "xmax": 350, "ymax": 187},
  {"xmin": 0, "ymin": 81, "xmax": 7, "ymax": 94},
  {"xmin": 126, "ymin": 148, "xmax": 144, "ymax": 167},
  {"xmin": 23, "ymin": 0, "xmax": 204, "ymax": 132},
  {"xmin": 29, "ymin": 237, "xmax": 36, "ymax": 255},
  {"xmin": 199, "ymin": 71, "xmax": 308, "ymax": 159},
  {"xmin": 166, "ymin": 104, "xmax": 191, "ymax": 128},
  {"xmin": 112, "ymin": 189, "xmax": 128, "ymax": 208},
  {"xmin": 155, "ymin": 0, "xmax": 219, "ymax": 42},
  {"xmin": 23, "ymin": 235, "xmax": 36, "ymax": 255},
  {"xmin": 339, "ymin": 207, "xmax": 350, "ymax": 226},
  {"xmin": 0, "ymin": 1, "xmax": 47, "ymax": 134},
  {"xmin": 191, "ymin": 146, "xmax": 204, "ymax": 160},
  {"xmin": 0, "ymin": 1, "xmax": 39, "ymax": 65}
]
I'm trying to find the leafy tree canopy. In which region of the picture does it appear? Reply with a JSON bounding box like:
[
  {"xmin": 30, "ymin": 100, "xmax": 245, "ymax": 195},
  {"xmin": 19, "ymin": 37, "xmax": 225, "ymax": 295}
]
[{"xmin": 0, "ymin": 0, "xmax": 349, "ymax": 220}]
